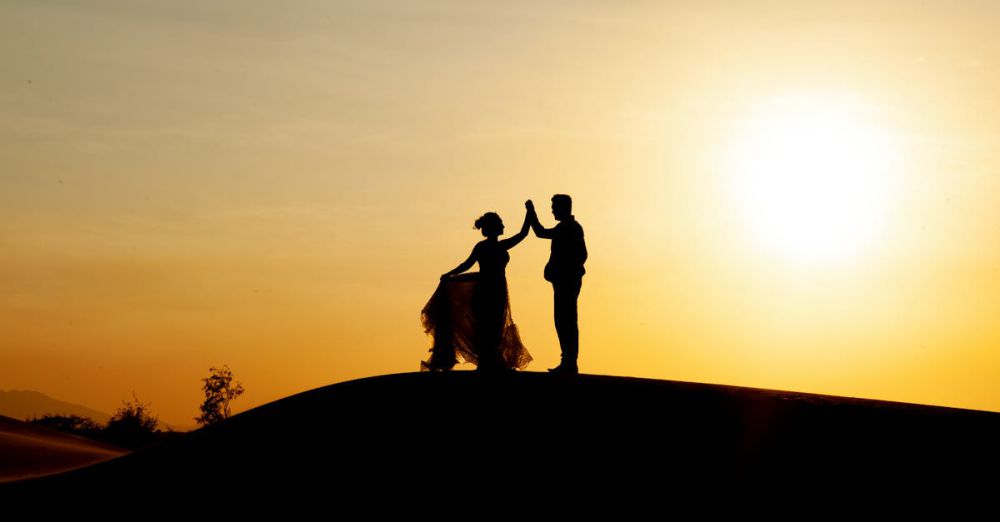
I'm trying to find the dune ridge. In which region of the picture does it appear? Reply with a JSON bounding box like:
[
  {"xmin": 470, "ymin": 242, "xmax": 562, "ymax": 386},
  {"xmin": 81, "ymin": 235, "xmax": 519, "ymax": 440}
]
[{"xmin": 3, "ymin": 372, "xmax": 998, "ymax": 505}]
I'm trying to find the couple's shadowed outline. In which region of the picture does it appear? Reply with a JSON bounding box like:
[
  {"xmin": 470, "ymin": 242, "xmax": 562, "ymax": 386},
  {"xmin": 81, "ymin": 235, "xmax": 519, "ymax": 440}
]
[{"xmin": 421, "ymin": 195, "xmax": 586, "ymax": 375}]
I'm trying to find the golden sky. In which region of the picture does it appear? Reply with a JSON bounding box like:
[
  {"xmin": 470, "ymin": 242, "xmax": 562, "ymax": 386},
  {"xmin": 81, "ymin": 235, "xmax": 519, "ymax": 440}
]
[{"xmin": 2, "ymin": 0, "xmax": 999, "ymax": 427}]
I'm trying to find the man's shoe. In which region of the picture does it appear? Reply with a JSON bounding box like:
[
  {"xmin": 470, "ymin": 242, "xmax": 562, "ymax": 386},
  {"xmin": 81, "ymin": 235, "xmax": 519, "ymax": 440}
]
[{"xmin": 548, "ymin": 364, "xmax": 578, "ymax": 375}]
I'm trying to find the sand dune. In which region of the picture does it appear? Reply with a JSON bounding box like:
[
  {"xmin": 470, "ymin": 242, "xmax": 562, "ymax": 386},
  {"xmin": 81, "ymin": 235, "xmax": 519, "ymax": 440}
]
[
  {"xmin": 0, "ymin": 415, "xmax": 127, "ymax": 483},
  {"xmin": 3, "ymin": 372, "xmax": 998, "ymax": 506}
]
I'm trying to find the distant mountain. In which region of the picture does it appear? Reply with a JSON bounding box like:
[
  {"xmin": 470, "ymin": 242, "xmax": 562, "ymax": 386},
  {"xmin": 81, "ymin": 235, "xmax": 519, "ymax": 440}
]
[{"xmin": 0, "ymin": 390, "xmax": 112, "ymax": 424}]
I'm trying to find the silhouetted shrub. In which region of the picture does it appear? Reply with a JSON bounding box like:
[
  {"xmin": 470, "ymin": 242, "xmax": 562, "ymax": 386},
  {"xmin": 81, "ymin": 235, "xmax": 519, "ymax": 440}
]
[
  {"xmin": 195, "ymin": 365, "xmax": 245, "ymax": 426},
  {"xmin": 29, "ymin": 414, "xmax": 103, "ymax": 439},
  {"xmin": 103, "ymin": 393, "xmax": 160, "ymax": 450}
]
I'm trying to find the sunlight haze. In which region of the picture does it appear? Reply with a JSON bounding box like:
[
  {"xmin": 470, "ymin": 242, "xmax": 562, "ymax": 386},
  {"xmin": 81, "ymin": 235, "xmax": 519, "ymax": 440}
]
[{"xmin": 2, "ymin": 0, "xmax": 999, "ymax": 426}]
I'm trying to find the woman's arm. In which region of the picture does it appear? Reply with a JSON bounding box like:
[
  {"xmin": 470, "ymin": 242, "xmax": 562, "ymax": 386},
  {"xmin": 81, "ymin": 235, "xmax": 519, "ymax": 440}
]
[
  {"xmin": 499, "ymin": 207, "xmax": 532, "ymax": 250},
  {"xmin": 441, "ymin": 244, "xmax": 479, "ymax": 279}
]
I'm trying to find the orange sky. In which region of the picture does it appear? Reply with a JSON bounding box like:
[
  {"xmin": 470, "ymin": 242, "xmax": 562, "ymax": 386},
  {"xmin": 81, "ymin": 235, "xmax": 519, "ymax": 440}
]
[{"xmin": 2, "ymin": 1, "xmax": 999, "ymax": 427}]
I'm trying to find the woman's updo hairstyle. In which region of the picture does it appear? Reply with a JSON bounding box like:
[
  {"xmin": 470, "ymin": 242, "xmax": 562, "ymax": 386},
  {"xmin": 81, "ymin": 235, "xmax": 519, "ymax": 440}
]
[{"xmin": 474, "ymin": 212, "xmax": 502, "ymax": 236}]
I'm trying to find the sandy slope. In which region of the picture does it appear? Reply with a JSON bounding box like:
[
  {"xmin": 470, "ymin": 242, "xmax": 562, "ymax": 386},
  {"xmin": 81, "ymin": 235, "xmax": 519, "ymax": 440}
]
[
  {"xmin": 3, "ymin": 372, "xmax": 998, "ymax": 506},
  {"xmin": 0, "ymin": 415, "xmax": 127, "ymax": 483}
]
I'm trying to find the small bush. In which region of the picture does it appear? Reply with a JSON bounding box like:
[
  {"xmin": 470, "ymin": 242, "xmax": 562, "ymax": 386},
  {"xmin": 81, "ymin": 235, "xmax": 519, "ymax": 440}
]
[
  {"xmin": 103, "ymin": 393, "xmax": 160, "ymax": 450},
  {"xmin": 195, "ymin": 365, "xmax": 245, "ymax": 426},
  {"xmin": 29, "ymin": 414, "xmax": 103, "ymax": 439}
]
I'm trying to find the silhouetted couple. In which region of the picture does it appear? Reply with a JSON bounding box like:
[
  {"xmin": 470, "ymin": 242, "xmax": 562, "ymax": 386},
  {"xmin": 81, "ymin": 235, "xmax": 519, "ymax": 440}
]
[{"xmin": 421, "ymin": 194, "xmax": 587, "ymax": 375}]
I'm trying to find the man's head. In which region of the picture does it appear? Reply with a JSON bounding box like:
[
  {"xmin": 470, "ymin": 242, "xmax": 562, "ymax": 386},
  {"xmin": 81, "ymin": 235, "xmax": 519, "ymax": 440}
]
[{"xmin": 551, "ymin": 194, "xmax": 572, "ymax": 221}]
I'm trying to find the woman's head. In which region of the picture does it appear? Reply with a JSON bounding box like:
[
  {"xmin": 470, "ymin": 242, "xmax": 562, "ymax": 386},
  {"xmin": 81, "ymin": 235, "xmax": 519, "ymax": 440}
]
[{"xmin": 474, "ymin": 212, "xmax": 504, "ymax": 238}]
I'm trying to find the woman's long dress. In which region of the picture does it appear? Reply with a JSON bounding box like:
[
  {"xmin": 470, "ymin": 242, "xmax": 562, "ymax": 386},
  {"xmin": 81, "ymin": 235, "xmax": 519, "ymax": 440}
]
[{"xmin": 421, "ymin": 241, "xmax": 531, "ymax": 371}]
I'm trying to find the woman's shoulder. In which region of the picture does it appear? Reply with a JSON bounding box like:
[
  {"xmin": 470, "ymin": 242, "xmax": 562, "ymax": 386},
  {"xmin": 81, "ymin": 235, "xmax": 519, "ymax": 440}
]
[
  {"xmin": 476, "ymin": 240, "xmax": 504, "ymax": 261},
  {"xmin": 473, "ymin": 240, "xmax": 495, "ymax": 258}
]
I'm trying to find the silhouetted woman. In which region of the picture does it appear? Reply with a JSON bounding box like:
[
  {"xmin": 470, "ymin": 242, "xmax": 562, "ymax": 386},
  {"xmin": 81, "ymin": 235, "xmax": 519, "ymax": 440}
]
[{"xmin": 421, "ymin": 208, "xmax": 532, "ymax": 373}]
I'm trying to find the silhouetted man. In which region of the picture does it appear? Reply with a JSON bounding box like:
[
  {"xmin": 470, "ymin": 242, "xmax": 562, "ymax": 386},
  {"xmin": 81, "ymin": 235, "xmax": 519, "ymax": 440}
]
[{"xmin": 526, "ymin": 195, "xmax": 587, "ymax": 374}]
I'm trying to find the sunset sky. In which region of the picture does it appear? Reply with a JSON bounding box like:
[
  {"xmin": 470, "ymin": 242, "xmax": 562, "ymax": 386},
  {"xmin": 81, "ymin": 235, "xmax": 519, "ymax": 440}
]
[{"xmin": 3, "ymin": 0, "xmax": 1000, "ymax": 428}]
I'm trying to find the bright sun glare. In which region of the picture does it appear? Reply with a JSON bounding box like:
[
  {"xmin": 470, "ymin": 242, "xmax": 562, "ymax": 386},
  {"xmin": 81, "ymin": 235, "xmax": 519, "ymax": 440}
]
[{"xmin": 729, "ymin": 95, "xmax": 900, "ymax": 264}]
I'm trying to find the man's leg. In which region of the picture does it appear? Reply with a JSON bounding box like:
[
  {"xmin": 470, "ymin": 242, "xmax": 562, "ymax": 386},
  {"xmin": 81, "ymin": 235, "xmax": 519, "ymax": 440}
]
[{"xmin": 553, "ymin": 277, "xmax": 582, "ymax": 370}]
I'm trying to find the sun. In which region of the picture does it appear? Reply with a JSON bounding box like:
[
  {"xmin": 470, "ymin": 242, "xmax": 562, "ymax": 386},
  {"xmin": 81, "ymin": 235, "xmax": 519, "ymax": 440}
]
[{"xmin": 728, "ymin": 95, "xmax": 900, "ymax": 263}]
